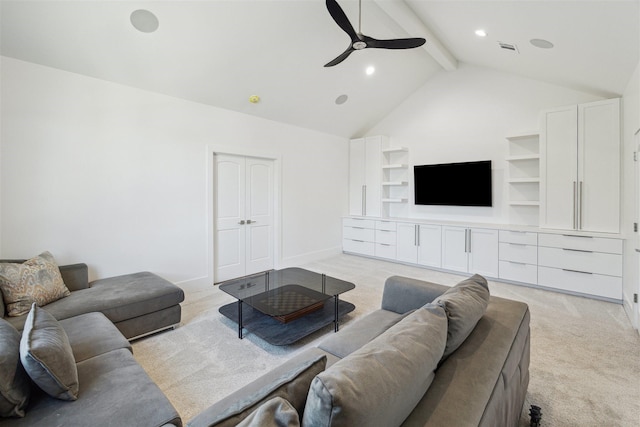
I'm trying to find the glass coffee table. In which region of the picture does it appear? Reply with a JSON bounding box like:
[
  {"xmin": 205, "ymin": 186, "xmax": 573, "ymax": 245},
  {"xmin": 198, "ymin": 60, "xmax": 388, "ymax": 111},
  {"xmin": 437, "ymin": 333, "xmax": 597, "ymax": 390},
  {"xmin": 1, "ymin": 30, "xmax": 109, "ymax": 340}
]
[{"xmin": 218, "ymin": 268, "xmax": 355, "ymax": 345}]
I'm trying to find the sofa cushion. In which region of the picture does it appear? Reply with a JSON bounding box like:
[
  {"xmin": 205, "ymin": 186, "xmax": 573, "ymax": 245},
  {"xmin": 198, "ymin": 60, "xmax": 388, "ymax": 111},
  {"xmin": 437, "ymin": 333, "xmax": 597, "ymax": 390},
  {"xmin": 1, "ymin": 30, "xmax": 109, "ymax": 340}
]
[
  {"xmin": 0, "ymin": 252, "xmax": 71, "ymax": 317},
  {"xmin": 4, "ymin": 348, "xmax": 182, "ymax": 427},
  {"xmin": 59, "ymin": 312, "xmax": 132, "ymax": 363},
  {"xmin": 236, "ymin": 397, "xmax": 300, "ymax": 427},
  {"xmin": 0, "ymin": 318, "xmax": 30, "ymax": 418},
  {"xmin": 20, "ymin": 304, "xmax": 79, "ymax": 401},
  {"xmin": 318, "ymin": 309, "xmax": 409, "ymax": 359},
  {"xmin": 302, "ymin": 303, "xmax": 447, "ymax": 427},
  {"xmin": 188, "ymin": 351, "xmax": 326, "ymax": 427},
  {"xmin": 436, "ymin": 274, "xmax": 490, "ymax": 358}
]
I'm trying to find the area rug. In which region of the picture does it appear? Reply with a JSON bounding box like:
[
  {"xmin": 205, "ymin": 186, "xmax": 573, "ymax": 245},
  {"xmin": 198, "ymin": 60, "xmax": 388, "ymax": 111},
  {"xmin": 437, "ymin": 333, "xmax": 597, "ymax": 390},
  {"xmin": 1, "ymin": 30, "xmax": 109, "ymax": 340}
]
[{"xmin": 132, "ymin": 254, "xmax": 640, "ymax": 425}]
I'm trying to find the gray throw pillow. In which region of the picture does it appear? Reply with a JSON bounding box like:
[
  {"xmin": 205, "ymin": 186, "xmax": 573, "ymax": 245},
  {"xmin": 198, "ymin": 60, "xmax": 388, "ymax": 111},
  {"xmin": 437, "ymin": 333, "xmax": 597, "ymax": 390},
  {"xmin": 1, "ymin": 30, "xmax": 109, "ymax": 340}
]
[
  {"xmin": 0, "ymin": 252, "xmax": 71, "ymax": 317},
  {"xmin": 302, "ymin": 303, "xmax": 447, "ymax": 427},
  {"xmin": 236, "ymin": 397, "xmax": 300, "ymax": 427},
  {"xmin": 0, "ymin": 319, "xmax": 30, "ymax": 418},
  {"xmin": 20, "ymin": 304, "xmax": 79, "ymax": 401},
  {"xmin": 436, "ymin": 274, "xmax": 490, "ymax": 358}
]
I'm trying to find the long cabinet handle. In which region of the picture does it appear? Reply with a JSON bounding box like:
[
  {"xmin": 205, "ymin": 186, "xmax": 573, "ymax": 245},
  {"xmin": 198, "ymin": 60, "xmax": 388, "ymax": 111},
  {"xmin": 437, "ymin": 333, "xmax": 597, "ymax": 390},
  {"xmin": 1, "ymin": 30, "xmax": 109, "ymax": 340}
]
[
  {"xmin": 362, "ymin": 185, "xmax": 366, "ymax": 216},
  {"xmin": 417, "ymin": 226, "xmax": 421, "ymax": 247},
  {"xmin": 562, "ymin": 268, "xmax": 593, "ymax": 275},
  {"xmin": 414, "ymin": 225, "xmax": 418, "ymax": 246},
  {"xmin": 562, "ymin": 234, "xmax": 593, "ymax": 238},
  {"xmin": 562, "ymin": 248, "xmax": 593, "ymax": 253},
  {"xmin": 578, "ymin": 181, "xmax": 583, "ymax": 230},
  {"xmin": 573, "ymin": 181, "xmax": 577, "ymax": 230}
]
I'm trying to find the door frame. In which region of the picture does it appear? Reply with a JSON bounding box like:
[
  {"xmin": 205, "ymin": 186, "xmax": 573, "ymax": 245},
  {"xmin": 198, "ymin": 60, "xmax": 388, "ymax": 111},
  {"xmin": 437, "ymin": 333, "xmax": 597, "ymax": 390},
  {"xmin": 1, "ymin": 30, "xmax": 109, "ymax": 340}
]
[{"xmin": 207, "ymin": 145, "xmax": 281, "ymax": 285}]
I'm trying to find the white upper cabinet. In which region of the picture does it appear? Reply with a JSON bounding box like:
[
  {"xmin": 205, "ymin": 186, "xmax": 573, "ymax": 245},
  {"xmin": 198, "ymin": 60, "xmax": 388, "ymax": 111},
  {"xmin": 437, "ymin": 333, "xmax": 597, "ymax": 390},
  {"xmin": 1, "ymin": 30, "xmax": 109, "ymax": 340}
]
[
  {"xmin": 540, "ymin": 99, "xmax": 620, "ymax": 233},
  {"xmin": 349, "ymin": 136, "xmax": 383, "ymax": 217}
]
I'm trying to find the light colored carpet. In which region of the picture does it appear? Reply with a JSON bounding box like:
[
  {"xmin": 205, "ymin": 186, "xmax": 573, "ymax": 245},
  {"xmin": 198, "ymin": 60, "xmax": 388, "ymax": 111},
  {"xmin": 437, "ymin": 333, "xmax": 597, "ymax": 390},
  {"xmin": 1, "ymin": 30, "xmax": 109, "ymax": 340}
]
[{"xmin": 132, "ymin": 254, "xmax": 640, "ymax": 426}]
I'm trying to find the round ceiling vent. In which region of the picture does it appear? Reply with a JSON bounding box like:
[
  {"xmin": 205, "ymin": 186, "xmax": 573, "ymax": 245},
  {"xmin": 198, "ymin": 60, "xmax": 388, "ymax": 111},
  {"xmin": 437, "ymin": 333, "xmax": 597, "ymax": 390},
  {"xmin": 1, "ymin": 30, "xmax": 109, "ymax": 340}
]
[
  {"xmin": 130, "ymin": 9, "xmax": 159, "ymax": 33},
  {"xmin": 530, "ymin": 39, "xmax": 554, "ymax": 49},
  {"xmin": 335, "ymin": 94, "xmax": 348, "ymax": 105}
]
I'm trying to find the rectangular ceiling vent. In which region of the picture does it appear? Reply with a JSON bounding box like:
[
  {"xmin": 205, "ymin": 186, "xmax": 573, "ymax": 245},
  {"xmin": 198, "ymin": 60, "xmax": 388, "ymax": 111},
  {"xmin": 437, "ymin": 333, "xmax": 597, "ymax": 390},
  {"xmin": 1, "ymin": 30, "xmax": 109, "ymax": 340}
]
[{"xmin": 498, "ymin": 41, "xmax": 519, "ymax": 53}]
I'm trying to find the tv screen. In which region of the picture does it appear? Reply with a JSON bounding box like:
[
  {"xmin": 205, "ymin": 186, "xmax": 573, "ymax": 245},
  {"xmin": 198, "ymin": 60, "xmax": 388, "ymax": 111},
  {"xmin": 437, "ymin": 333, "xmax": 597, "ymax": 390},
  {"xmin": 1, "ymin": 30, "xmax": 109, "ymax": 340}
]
[{"xmin": 414, "ymin": 160, "xmax": 492, "ymax": 207}]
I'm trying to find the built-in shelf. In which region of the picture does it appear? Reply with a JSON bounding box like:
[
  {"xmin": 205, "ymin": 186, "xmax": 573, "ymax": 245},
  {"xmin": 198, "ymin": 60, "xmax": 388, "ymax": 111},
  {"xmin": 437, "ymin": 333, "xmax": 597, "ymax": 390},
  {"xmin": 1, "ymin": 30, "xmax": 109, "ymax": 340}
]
[
  {"xmin": 505, "ymin": 154, "xmax": 540, "ymax": 161},
  {"xmin": 381, "ymin": 147, "xmax": 408, "ymax": 154},
  {"xmin": 508, "ymin": 178, "xmax": 540, "ymax": 183},
  {"xmin": 381, "ymin": 143, "xmax": 409, "ymax": 217},
  {"xmin": 509, "ymin": 201, "xmax": 540, "ymax": 206},
  {"xmin": 506, "ymin": 132, "xmax": 540, "ymax": 226}
]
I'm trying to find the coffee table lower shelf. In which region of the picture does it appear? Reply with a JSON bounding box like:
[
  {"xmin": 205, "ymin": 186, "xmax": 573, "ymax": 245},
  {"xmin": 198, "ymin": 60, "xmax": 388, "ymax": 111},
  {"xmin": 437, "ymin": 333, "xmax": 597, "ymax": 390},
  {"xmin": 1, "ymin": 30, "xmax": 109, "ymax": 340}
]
[{"xmin": 219, "ymin": 300, "xmax": 355, "ymax": 346}]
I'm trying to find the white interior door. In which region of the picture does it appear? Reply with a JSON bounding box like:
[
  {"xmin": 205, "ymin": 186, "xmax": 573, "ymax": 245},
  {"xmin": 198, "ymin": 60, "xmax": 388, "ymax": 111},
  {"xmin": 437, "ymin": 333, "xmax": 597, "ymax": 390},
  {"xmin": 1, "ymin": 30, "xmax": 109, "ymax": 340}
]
[{"xmin": 215, "ymin": 154, "xmax": 274, "ymax": 282}]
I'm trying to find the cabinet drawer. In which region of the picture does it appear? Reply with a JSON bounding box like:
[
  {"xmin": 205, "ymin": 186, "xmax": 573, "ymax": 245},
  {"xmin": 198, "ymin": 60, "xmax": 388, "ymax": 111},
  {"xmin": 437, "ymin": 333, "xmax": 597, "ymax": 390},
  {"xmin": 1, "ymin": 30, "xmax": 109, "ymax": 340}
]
[
  {"xmin": 375, "ymin": 220, "xmax": 396, "ymax": 231},
  {"xmin": 499, "ymin": 261, "xmax": 537, "ymax": 285},
  {"xmin": 499, "ymin": 242, "xmax": 537, "ymax": 264},
  {"xmin": 538, "ymin": 266, "xmax": 622, "ymax": 300},
  {"xmin": 375, "ymin": 243, "xmax": 396, "ymax": 260},
  {"xmin": 343, "ymin": 239, "xmax": 375, "ymax": 256},
  {"xmin": 375, "ymin": 229, "xmax": 396, "ymax": 245},
  {"xmin": 538, "ymin": 247, "xmax": 622, "ymax": 277},
  {"xmin": 343, "ymin": 217, "xmax": 375, "ymax": 229},
  {"xmin": 499, "ymin": 230, "xmax": 537, "ymax": 245},
  {"xmin": 538, "ymin": 233, "xmax": 622, "ymax": 254},
  {"xmin": 343, "ymin": 226, "xmax": 375, "ymax": 242}
]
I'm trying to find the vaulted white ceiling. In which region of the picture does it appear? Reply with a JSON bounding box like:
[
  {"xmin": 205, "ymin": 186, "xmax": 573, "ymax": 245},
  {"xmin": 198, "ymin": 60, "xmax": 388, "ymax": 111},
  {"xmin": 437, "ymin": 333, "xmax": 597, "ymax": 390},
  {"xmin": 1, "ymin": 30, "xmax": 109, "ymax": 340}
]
[{"xmin": 1, "ymin": 1, "xmax": 638, "ymax": 138}]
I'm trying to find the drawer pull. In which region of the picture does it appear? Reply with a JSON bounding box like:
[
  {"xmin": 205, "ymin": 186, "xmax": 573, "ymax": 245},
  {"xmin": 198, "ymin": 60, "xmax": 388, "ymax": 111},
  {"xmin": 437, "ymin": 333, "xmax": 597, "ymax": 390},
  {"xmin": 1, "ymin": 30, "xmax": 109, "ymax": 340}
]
[
  {"xmin": 508, "ymin": 243, "xmax": 527, "ymax": 247},
  {"xmin": 379, "ymin": 243, "xmax": 391, "ymax": 247},
  {"xmin": 562, "ymin": 268, "xmax": 593, "ymax": 275},
  {"xmin": 561, "ymin": 234, "xmax": 593, "ymax": 239},
  {"xmin": 562, "ymin": 248, "xmax": 593, "ymax": 253},
  {"xmin": 352, "ymin": 227, "xmax": 365, "ymax": 230},
  {"xmin": 352, "ymin": 239, "xmax": 365, "ymax": 243},
  {"xmin": 508, "ymin": 261, "xmax": 527, "ymax": 266}
]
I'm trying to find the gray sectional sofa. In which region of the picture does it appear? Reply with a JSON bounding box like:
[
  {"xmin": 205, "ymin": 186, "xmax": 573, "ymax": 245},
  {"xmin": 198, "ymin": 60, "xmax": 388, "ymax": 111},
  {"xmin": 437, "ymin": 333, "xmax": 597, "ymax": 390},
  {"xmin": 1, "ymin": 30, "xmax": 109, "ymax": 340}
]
[
  {"xmin": 1, "ymin": 262, "xmax": 185, "ymax": 340},
  {"xmin": 0, "ymin": 310, "xmax": 182, "ymax": 427},
  {"xmin": 188, "ymin": 274, "xmax": 531, "ymax": 427}
]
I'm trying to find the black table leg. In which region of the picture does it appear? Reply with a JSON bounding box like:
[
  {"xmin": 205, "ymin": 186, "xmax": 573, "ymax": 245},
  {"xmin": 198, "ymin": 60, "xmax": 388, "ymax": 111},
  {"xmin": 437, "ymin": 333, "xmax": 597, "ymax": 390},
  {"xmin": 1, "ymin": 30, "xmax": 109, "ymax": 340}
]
[
  {"xmin": 334, "ymin": 294, "xmax": 339, "ymax": 332},
  {"xmin": 238, "ymin": 300, "xmax": 243, "ymax": 339}
]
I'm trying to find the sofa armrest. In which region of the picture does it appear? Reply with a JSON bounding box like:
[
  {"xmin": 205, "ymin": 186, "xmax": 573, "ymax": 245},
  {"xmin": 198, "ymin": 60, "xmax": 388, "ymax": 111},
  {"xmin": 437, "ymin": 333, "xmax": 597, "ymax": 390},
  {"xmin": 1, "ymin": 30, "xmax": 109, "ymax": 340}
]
[
  {"xmin": 381, "ymin": 276, "xmax": 450, "ymax": 314},
  {"xmin": 59, "ymin": 263, "xmax": 89, "ymax": 291}
]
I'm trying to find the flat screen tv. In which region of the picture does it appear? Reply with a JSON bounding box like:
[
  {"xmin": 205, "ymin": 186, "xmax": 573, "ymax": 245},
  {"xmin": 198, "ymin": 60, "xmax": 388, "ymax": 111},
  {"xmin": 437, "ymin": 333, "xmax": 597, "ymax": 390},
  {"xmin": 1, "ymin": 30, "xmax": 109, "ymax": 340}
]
[{"xmin": 414, "ymin": 160, "xmax": 492, "ymax": 207}]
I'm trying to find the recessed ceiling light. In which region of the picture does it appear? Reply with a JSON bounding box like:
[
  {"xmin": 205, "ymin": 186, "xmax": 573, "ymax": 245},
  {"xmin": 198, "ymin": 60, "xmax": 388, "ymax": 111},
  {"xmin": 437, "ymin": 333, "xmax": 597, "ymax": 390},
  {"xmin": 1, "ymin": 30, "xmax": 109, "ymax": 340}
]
[
  {"xmin": 475, "ymin": 29, "xmax": 488, "ymax": 37},
  {"xmin": 530, "ymin": 38, "xmax": 554, "ymax": 49},
  {"xmin": 335, "ymin": 94, "xmax": 348, "ymax": 105},
  {"xmin": 365, "ymin": 66, "xmax": 375, "ymax": 76},
  {"xmin": 130, "ymin": 9, "xmax": 159, "ymax": 33},
  {"xmin": 248, "ymin": 95, "xmax": 261, "ymax": 104}
]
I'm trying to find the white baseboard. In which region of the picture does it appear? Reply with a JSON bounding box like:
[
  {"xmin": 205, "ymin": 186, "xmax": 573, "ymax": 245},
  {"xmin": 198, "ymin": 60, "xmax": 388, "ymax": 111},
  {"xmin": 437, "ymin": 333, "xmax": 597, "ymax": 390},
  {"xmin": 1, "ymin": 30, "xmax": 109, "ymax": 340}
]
[
  {"xmin": 174, "ymin": 276, "xmax": 212, "ymax": 293},
  {"xmin": 278, "ymin": 246, "xmax": 342, "ymax": 268}
]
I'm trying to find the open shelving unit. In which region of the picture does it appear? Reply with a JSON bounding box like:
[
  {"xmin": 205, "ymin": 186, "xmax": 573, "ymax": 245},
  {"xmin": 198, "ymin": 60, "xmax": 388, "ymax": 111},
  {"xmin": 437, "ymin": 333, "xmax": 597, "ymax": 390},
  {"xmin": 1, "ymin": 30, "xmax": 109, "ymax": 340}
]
[
  {"xmin": 505, "ymin": 132, "xmax": 540, "ymax": 225},
  {"xmin": 381, "ymin": 146, "xmax": 409, "ymax": 217}
]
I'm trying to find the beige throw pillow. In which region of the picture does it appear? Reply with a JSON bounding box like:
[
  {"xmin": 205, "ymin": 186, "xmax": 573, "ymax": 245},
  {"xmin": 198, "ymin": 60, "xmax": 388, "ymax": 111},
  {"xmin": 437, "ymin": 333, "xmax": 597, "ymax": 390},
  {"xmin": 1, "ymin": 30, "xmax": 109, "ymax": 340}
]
[{"xmin": 0, "ymin": 252, "xmax": 71, "ymax": 317}]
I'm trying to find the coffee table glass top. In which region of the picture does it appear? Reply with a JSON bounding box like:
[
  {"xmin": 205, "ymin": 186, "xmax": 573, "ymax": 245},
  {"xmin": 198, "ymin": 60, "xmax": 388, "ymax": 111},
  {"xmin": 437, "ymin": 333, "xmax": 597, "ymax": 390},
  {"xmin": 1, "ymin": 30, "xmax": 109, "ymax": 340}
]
[{"xmin": 218, "ymin": 268, "xmax": 355, "ymax": 317}]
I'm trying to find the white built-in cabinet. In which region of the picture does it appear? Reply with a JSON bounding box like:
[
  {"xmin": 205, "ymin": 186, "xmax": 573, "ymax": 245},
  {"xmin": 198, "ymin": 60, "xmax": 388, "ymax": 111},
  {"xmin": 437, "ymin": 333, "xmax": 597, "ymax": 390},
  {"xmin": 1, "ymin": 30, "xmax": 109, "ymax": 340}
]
[
  {"xmin": 396, "ymin": 223, "xmax": 442, "ymax": 268},
  {"xmin": 441, "ymin": 226, "xmax": 499, "ymax": 277},
  {"xmin": 540, "ymin": 98, "xmax": 620, "ymax": 233},
  {"xmin": 342, "ymin": 217, "xmax": 623, "ymax": 302},
  {"xmin": 349, "ymin": 136, "xmax": 384, "ymax": 217}
]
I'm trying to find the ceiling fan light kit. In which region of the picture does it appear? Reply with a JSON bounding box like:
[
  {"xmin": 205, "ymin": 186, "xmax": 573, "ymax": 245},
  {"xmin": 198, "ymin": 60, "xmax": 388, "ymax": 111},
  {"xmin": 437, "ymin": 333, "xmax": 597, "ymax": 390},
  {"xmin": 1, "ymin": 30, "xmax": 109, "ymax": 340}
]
[{"xmin": 324, "ymin": 0, "xmax": 426, "ymax": 67}]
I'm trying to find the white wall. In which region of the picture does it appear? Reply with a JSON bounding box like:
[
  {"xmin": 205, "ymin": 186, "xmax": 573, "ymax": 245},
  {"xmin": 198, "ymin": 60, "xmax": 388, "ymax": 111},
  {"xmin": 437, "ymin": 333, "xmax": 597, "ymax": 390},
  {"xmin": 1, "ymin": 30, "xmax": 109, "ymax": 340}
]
[
  {"xmin": 0, "ymin": 57, "xmax": 348, "ymax": 287},
  {"xmin": 622, "ymin": 60, "xmax": 640, "ymax": 328},
  {"xmin": 366, "ymin": 63, "xmax": 603, "ymax": 224}
]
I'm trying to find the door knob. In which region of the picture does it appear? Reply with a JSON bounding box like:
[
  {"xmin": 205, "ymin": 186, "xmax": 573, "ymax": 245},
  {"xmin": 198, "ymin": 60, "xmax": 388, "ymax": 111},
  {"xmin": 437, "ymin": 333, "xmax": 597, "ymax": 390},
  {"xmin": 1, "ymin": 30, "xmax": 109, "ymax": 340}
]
[
  {"xmin": 247, "ymin": 220, "xmax": 254, "ymax": 224},
  {"xmin": 238, "ymin": 220, "xmax": 245, "ymax": 225}
]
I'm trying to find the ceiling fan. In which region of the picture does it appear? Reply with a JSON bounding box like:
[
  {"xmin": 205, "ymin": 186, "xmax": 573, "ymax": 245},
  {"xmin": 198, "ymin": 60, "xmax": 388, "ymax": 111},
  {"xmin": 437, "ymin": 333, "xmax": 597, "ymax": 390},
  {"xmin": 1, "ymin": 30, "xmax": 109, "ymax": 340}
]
[{"xmin": 324, "ymin": 0, "xmax": 426, "ymax": 67}]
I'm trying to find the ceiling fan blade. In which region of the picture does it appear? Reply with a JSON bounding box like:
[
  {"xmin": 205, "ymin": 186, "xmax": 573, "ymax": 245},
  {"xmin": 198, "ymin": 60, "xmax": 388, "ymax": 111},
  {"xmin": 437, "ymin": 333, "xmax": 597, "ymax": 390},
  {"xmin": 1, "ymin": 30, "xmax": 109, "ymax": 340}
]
[
  {"xmin": 326, "ymin": 0, "xmax": 359, "ymax": 42},
  {"xmin": 363, "ymin": 36, "xmax": 426, "ymax": 50},
  {"xmin": 324, "ymin": 46, "xmax": 355, "ymax": 67}
]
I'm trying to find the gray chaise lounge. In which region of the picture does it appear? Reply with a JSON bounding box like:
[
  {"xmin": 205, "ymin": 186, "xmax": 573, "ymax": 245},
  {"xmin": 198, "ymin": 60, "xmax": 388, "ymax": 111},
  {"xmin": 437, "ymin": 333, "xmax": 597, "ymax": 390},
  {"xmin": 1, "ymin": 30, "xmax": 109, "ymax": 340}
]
[{"xmin": 1, "ymin": 262, "xmax": 185, "ymax": 340}]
